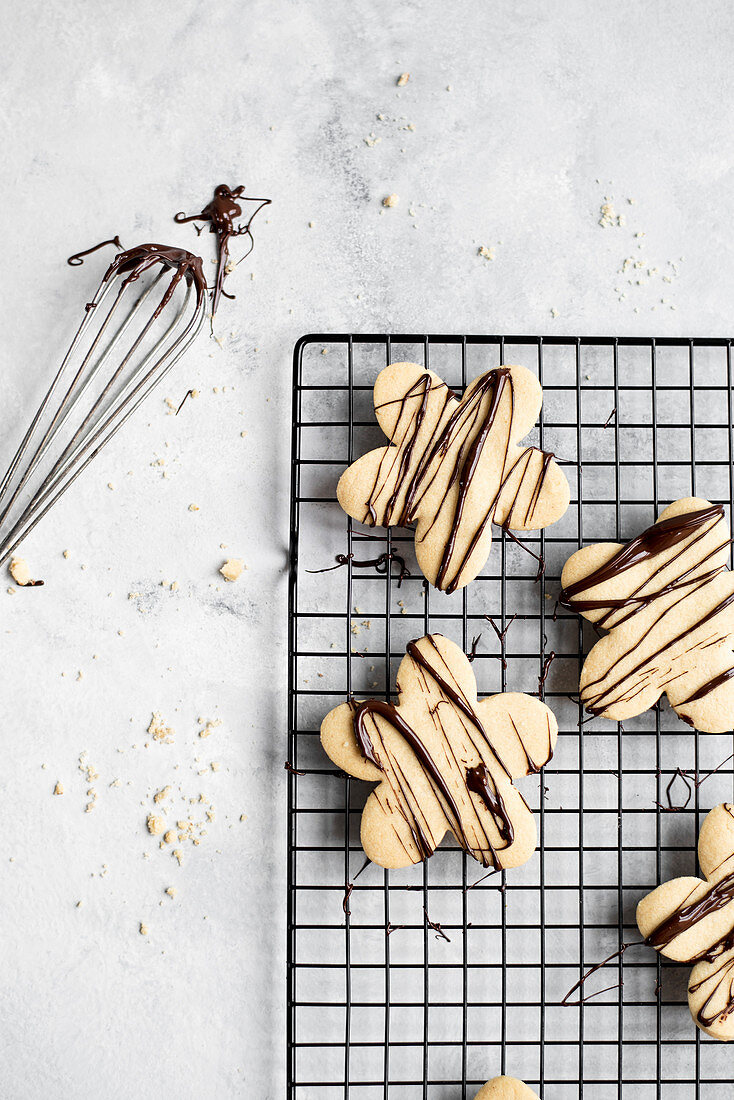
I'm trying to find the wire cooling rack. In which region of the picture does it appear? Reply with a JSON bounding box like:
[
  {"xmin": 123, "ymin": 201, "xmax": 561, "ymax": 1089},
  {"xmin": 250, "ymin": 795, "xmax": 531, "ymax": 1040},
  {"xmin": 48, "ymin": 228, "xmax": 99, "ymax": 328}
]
[{"xmin": 287, "ymin": 334, "xmax": 734, "ymax": 1099}]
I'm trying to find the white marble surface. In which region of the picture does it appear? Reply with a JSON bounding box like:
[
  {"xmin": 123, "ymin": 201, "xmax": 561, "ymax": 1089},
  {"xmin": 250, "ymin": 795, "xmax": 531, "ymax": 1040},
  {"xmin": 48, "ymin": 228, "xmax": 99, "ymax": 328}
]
[{"xmin": 2, "ymin": 2, "xmax": 734, "ymax": 1097}]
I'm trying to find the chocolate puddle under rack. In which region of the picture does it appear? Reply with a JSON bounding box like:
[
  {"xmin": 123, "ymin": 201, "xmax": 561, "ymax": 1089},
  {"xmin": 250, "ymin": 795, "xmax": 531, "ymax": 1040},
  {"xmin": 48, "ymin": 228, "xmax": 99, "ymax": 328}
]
[{"xmin": 287, "ymin": 334, "xmax": 734, "ymax": 1099}]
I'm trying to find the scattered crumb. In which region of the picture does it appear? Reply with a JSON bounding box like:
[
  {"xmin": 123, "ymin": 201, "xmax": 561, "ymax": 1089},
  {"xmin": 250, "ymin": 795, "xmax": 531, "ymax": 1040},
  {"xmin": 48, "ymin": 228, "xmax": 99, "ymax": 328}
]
[
  {"xmin": 153, "ymin": 786, "xmax": 171, "ymax": 804},
  {"xmin": 53, "ymin": 781, "xmax": 64, "ymax": 796},
  {"xmin": 7, "ymin": 587, "xmax": 15, "ymax": 595},
  {"xmin": 598, "ymin": 200, "xmax": 621, "ymax": 228},
  {"xmin": 477, "ymin": 245, "xmax": 495, "ymax": 261},
  {"xmin": 308, "ymin": 221, "xmax": 315, "ymax": 228},
  {"xmin": 63, "ymin": 549, "xmax": 70, "ymax": 559},
  {"xmin": 139, "ymin": 923, "xmax": 149, "ymax": 936},
  {"xmin": 107, "ymin": 482, "xmax": 115, "ymax": 491},
  {"xmin": 397, "ymin": 72, "xmax": 410, "ymax": 86},
  {"xmin": 148, "ymin": 712, "xmax": 175, "ymax": 744},
  {"xmin": 550, "ymin": 308, "xmax": 559, "ymax": 319},
  {"xmin": 165, "ymin": 887, "xmax": 177, "ymax": 899},
  {"xmin": 382, "ymin": 193, "xmax": 399, "ymax": 208},
  {"xmin": 173, "ymin": 849, "xmax": 183, "ymax": 865},
  {"xmin": 199, "ymin": 718, "xmax": 222, "ymax": 739},
  {"xmin": 163, "ymin": 830, "xmax": 176, "ymax": 845},
  {"xmin": 188, "ymin": 503, "xmax": 200, "ymax": 512},
  {"xmin": 147, "ymin": 814, "xmax": 165, "ymax": 836},
  {"xmin": 220, "ymin": 559, "xmax": 244, "ymax": 582},
  {"xmin": 9, "ymin": 557, "xmax": 36, "ymax": 586},
  {"xmin": 210, "ymin": 761, "xmax": 221, "ymax": 772}
]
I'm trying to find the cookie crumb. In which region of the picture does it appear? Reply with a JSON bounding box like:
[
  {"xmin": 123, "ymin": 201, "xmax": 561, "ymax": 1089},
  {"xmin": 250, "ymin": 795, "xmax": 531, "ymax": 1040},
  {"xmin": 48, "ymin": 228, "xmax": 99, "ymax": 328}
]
[
  {"xmin": 199, "ymin": 718, "xmax": 222, "ymax": 739},
  {"xmin": 53, "ymin": 781, "xmax": 64, "ymax": 796},
  {"xmin": 63, "ymin": 549, "xmax": 70, "ymax": 559},
  {"xmin": 148, "ymin": 712, "xmax": 175, "ymax": 744},
  {"xmin": 397, "ymin": 72, "xmax": 410, "ymax": 86},
  {"xmin": 165, "ymin": 887, "xmax": 177, "ymax": 899},
  {"xmin": 173, "ymin": 849, "xmax": 183, "ymax": 865},
  {"xmin": 153, "ymin": 785, "xmax": 171, "ymax": 804},
  {"xmin": 139, "ymin": 922, "xmax": 149, "ymax": 936},
  {"xmin": 477, "ymin": 245, "xmax": 495, "ymax": 261},
  {"xmin": 382, "ymin": 193, "xmax": 399, "ymax": 208},
  {"xmin": 163, "ymin": 829, "xmax": 176, "ymax": 845},
  {"xmin": 220, "ymin": 558, "xmax": 244, "ymax": 582},
  {"xmin": 188, "ymin": 503, "xmax": 200, "ymax": 512},
  {"xmin": 147, "ymin": 814, "xmax": 165, "ymax": 836},
  {"xmin": 9, "ymin": 557, "xmax": 40, "ymax": 586}
]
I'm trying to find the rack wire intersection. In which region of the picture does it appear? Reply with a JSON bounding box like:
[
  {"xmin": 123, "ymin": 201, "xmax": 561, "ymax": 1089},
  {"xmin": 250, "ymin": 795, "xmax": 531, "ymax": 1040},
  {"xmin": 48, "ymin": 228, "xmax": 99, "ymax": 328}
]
[{"xmin": 287, "ymin": 334, "xmax": 734, "ymax": 1099}]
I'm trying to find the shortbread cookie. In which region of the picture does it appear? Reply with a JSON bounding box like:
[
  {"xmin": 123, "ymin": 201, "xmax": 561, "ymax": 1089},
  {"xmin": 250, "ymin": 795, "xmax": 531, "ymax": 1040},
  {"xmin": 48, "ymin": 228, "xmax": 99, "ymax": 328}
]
[
  {"xmin": 320, "ymin": 633, "xmax": 558, "ymax": 869},
  {"xmin": 474, "ymin": 1078, "xmax": 539, "ymax": 1100},
  {"xmin": 336, "ymin": 363, "xmax": 570, "ymax": 592},
  {"xmin": 559, "ymin": 497, "xmax": 734, "ymax": 732},
  {"xmin": 637, "ymin": 803, "xmax": 734, "ymax": 1040}
]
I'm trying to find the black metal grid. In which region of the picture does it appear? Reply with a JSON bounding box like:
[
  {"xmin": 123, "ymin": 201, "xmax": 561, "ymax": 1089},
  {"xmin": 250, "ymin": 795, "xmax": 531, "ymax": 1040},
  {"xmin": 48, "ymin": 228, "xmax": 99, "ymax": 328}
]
[{"xmin": 287, "ymin": 334, "xmax": 734, "ymax": 1099}]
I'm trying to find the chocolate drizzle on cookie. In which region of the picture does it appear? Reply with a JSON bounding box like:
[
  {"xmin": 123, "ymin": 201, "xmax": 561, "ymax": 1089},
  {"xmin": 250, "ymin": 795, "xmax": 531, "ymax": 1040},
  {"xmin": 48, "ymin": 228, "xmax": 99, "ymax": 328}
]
[
  {"xmin": 641, "ymin": 803, "xmax": 734, "ymax": 1034},
  {"xmin": 357, "ymin": 367, "xmax": 563, "ymax": 593},
  {"xmin": 350, "ymin": 634, "xmax": 554, "ymax": 868},
  {"xmin": 559, "ymin": 502, "xmax": 734, "ymax": 725}
]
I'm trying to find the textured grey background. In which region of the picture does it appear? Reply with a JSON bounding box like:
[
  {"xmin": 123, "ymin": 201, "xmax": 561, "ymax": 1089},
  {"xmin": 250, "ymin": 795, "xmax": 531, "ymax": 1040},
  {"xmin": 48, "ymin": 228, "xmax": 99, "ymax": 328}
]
[{"xmin": 1, "ymin": 1, "xmax": 733, "ymax": 1098}]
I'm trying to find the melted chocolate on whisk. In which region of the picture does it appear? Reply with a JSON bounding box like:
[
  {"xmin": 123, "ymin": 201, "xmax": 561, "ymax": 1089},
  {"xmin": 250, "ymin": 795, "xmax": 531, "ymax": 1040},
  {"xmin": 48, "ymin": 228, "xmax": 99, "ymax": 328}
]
[{"xmin": 67, "ymin": 236, "xmax": 124, "ymax": 266}]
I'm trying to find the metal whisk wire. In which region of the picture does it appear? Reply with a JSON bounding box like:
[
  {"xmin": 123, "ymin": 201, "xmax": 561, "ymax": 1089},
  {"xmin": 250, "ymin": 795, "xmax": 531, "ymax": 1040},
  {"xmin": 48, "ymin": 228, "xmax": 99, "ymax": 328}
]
[{"xmin": 0, "ymin": 243, "xmax": 207, "ymax": 566}]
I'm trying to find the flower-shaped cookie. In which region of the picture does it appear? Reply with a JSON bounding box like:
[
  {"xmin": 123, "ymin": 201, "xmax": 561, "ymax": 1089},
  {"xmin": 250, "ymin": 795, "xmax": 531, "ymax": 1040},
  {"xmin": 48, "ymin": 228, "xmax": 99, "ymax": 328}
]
[
  {"xmin": 321, "ymin": 633, "xmax": 558, "ymax": 870},
  {"xmin": 637, "ymin": 803, "xmax": 734, "ymax": 1040},
  {"xmin": 559, "ymin": 497, "xmax": 734, "ymax": 732},
  {"xmin": 474, "ymin": 1078, "xmax": 539, "ymax": 1100},
  {"xmin": 337, "ymin": 362, "xmax": 570, "ymax": 592}
]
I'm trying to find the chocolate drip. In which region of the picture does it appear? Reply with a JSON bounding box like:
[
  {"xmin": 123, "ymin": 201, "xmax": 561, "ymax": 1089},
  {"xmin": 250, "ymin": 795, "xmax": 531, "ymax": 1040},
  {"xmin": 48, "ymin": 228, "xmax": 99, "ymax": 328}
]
[
  {"xmin": 174, "ymin": 184, "xmax": 271, "ymax": 319},
  {"xmin": 67, "ymin": 236, "xmax": 123, "ymax": 266},
  {"xmin": 307, "ymin": 550, "xmax": 410, "ymax": 585},
  {"xmin": 466, "ymin": 763, "xmax": 514, "ymax": 843}
]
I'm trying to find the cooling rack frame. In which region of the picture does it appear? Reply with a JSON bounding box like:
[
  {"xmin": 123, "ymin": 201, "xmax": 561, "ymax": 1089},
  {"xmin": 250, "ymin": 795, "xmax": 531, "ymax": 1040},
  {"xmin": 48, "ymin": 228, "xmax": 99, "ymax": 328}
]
[{"xmin": 287, "ymin": 333, "xmax": 734, "ymax": 1099}]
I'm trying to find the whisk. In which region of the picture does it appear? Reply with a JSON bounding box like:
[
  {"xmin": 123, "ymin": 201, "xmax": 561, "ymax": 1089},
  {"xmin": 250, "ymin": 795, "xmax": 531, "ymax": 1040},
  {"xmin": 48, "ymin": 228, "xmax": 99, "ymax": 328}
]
[{"xmin": 0, "ymin": 243, "xmax": 207, "ymax": 567}]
